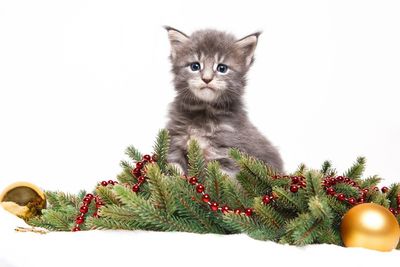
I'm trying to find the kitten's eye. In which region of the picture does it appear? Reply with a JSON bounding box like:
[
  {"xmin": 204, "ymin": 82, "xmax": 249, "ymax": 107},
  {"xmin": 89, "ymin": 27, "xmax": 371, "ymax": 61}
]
[
  {"xmin": 216, "ymin": 64, "xmax": 228, "ymax": 74},
  {"xmin": 189, "ymin": 62, "xmax": 201, "ymax": 72}
]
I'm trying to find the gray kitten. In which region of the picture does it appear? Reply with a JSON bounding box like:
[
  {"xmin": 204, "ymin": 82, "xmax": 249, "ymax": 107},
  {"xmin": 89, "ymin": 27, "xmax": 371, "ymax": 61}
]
[{"xmin": 165, "ymin": 26, "xmax": 283, "ymax": 176}]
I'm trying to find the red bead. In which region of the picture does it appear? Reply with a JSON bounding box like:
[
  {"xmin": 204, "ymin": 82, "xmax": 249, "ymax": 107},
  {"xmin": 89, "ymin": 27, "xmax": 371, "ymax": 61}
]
[
  {"xmin": 132, "ymin": 184, "xmax": 140, "ymax": 192},
  {"xmin": 93, "ymin": 212, "xmax": 99, "ymax": 218},
  {"xmin": 326, "ymin": 187, "xmax": 335, "ymax": 196},
  {"xmin": 299, "ymin": 181, "xmax": 306, "ymax": 188},
  {"xmin": 244, "ymin": 208, "xmax": 253, "ymax": 216},
  {"xmin": 85, "ymin": 193, "xmax": 94, "ymax": 199},
  {"xmin": 108, "ymin": 180, "xmax": 115, "ymax": 185},
  {"xmin": 262, "ymin": 195, "xmax": 271, "ymax": 205},
  {"xmin": 101, "ymin": 181, "xmax": 108, "ymax": 186},
  {"xmin": 389, "ymin": 207, "xmax": 395, "ymax": 214},
  {"xmin": 137, "ymin": 176, "xmax": 146, "ymax": 183},
  {"xmin": 210, "ymin": 202, "xmax": 218, "ymax": 211},
  {"xmin": 362, "ymin": 188, "xmax": 369, "ymax": 194},
  {"xmin": 72, "ymin": 226, "xmax": 80, "ymax": 232},
  {"xmin": 344, "ymin": 177, "xmax": 350, "ymax": 183},
  {"xmin": 151, "ymin": 154, "xmax": 158, "ymax": 161},
  {"xmin": 132, "ymin": 168, "xmax": 141, "ymax": 177},
  {"xmin": 337, "ymin": 193, "xmax": 346, "ymax": 201},
  {"xmin": 76, "ymin": 216, "xmax": 84, "ymax": 224},
  {"xmin": 221, "ymin": 205, "xmax": 230, "ymax": 213},
  {"xmin": 336, "ymin": 176, "xmax": 344, "ymax": 182},
  {"xmin": 143, "ymin": 155, "xmax": 151, "ymax": 161},
  {"xmin": 234, "ymin": 209, "xmax": 241, "ymax": 214},
  {"xmin": 80, "ymin": 205, "xmax": 89, "ymax": 213},
  {"xmin": 291, "ymin": 176, "xmax": 300, "ymax": 184},
  {"xmin": 202, "ymin": 194, "xmax": 210, "ymax": 202},
  {"xmin": 96, "ymin": 202, "xmax": 104, "ymax": 208},
  {"xmin": 358, "ymin": 197, "xmax": 365, "ymax": 203},
  {"xmin": 83, "ymin": 197, "xmax": 91, "ymax": 204},
  {"xmin": 189, "ymin": 177, "xmax": 197, "ymax": 185},
  {"xmin": 381, "ymin": 186, "xmax": 389, "ymax": 193},
  {"xmin": 373, "ymin": 186, "xmax": 379, "ymax": 191},
  {"xmin": 196, "ymin": 184, "xmax": 205, "ymax": 193},
  {"xmin": 290, "ymin": 185, "xmax": 299, "ymax": 193},
  {"xmin": 136, "ymin": 162, "xmax": 144, "ymax": 169},
  {"xmin": 348, "ymin": 197, "xmax": 356, "ymax": 205}
]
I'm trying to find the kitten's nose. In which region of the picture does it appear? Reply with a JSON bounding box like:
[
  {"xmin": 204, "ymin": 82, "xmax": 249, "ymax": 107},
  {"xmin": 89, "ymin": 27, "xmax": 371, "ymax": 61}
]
[{"xmin": 202, "ymin": 77, "xmax": 213, "ymax": 84}]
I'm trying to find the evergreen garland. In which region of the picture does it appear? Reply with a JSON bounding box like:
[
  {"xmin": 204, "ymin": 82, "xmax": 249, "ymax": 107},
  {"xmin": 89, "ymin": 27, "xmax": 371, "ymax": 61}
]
[{"xmin": 28, "ymin": 129, "xmax": 400, "ymax": 249}]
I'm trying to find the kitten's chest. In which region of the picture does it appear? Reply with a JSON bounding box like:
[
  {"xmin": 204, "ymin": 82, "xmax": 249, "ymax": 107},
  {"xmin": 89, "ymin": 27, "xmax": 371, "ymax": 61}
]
[{"xmin": 184, "ymin": 122, "xmax": 234, "ymax": 161}]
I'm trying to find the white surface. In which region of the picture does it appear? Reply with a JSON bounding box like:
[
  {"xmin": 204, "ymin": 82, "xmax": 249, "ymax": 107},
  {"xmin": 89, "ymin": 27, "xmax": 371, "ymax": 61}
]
[
  {"xmin": 0, "ymin": 208, "xmax": 399, "ymax": 267},
  {"xmin": 1, "ymin": 0, "xmax": 400, "ymax": 265}
]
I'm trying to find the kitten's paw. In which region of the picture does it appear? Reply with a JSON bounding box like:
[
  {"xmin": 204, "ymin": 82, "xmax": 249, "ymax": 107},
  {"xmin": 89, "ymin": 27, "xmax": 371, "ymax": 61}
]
[{"xmin": 168, "ymin": 162, "xmax": 185, "ymax": 175}]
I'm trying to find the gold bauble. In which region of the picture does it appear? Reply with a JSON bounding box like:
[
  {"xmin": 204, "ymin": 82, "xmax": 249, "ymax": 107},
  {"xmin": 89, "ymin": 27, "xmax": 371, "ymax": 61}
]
[
  {"xmin": 340, "ymin": 203, "xmax": 400, "ymax": 252},
  {"xmin": 0, "ymin": 181, "xmax": 46, "ymax": 220}
]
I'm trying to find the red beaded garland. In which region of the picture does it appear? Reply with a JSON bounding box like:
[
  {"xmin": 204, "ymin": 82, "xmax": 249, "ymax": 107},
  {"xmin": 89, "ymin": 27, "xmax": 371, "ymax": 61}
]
[
  {"xmin": 290, "ymin": 185, "xmax": 299, "ymax": 193},
  {"xmin": 132, "ymin": 184, "xmax": 140, "ymax": 192},
  {"xmin": 262, "ymin": 195, "xmax": 271, "ymax": 204},
  {"xmin": 221, "ymin": 205, "xmax": 230, "ymax": 213},
  {"xmin": 196, "ymin": 184, "xmax": 205, "ymax": 193},
  {"xmin": 210, "ymin": 202, "xmax": 218, "ymax": 211},
  {"xmin": 189, "ymin": 177, "xmax": 198, "ymax": 185},
  {"xmin": 71, "ymin": 152, "xmax": 400, "ymax": 232},
  {"xmin": 79, "ymin": 205, "xmax": 89, "ymax": 214},
  {"xmin": 76, "ymin": 216, "xmax": 84, "ymax": 224},
  {"xmin": 202, "ymin": 194, "xmax": 210, "ymax": 203},
  {"xmin": 244, "ymin": 208, "xmax": 253, "ymax": 216}
]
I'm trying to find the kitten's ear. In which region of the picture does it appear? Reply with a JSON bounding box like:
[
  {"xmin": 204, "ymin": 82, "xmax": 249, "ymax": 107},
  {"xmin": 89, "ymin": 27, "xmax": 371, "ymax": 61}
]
[
  {"xmin": 235, "ymin": 32, "xmax": 261, "ymax": 67},
  {"xmin": 164, "ymin": 26, "xmax": 189, "ymax": 59}
]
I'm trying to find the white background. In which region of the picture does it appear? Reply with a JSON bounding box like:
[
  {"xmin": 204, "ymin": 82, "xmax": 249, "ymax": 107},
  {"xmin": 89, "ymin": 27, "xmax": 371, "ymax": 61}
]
[
  {"xmin": 1, "ymin": 1, "xmax": 400, "ymax": 266},
  {"xmin": 1, "ymin": 0, "xmax": 399, "ymax": 193}
]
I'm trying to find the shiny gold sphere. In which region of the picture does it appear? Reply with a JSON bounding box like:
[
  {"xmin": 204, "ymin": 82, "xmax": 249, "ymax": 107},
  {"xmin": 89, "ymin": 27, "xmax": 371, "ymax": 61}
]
[
  {"xmin": 341, "ymin": 203, "xmax": 400, "ymax": 251},
  {"xmin": 0, "ymin": 181, "xmax": 46, "ymax": 220}
]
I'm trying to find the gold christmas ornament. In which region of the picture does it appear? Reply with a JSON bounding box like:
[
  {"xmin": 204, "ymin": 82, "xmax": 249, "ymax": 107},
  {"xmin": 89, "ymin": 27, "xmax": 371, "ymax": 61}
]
[
  {"xmin": 0, "ymin": 181, "xmax": 46, "ymax": 220},
  {"xmin": 340, "ymin": 203, "xmax": 400, "ymax": 252}
]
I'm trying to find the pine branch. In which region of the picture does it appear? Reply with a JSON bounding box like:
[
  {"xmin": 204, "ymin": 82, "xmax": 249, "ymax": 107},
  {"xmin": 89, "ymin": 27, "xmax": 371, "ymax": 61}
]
[
  {"xmin": 153, "ymin": 129, "xmax": 170, "ymax": 172},
  {"xmin": 304, "ymin": 171, "xmax": 324, "ymax": 200},
  {"xmin": 320, "ymin": 160, "xmax": 332, "ymax": 175},
  {"xmin": 343, "ymin": 157, "xmax": 366, "ymax": 181},
  {"xmin": 387, "ymin": 183, "xmax": 400, "ymax": 209},
  {"xmin": 204, "ymin": 161, "xmax": 224, "ymax": 203},
  {"xmin": 253, "ymin": 198, "xmax": 285, "ymax": 230},
  {"xmin": 223, "ymin": 213, "xmax": 277, "ymax": 241},
  {"xmin": 146, "ymin": 163, "xmax": 175, "ymax": 215},
  {"xmin": 95, "ymin": 186, "xmax": 122, "ymax": 206},
  {"xmin": 187, "ymin": 139, "xmax": 206, "ymax": 179},
  {"xmin": 172, "ymin": 175, "xmax": 226, "ymax": 233},
  {"xmin": 86, "ymin": 216, "xmax": 137, "ymax": 230},
  {"xmin": 125, "ymin": 146, "xmax": 142, "ymax": 162},
  {"xmin": 113, "ymin": 184, "xmax": 206, "ymax": 233}
]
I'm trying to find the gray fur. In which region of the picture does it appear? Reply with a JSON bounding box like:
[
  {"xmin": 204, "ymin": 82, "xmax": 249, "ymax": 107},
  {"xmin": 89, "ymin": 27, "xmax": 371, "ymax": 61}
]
[{"xmin": 165, "ymin": 27, "xmax": 284, "ymax": 176}]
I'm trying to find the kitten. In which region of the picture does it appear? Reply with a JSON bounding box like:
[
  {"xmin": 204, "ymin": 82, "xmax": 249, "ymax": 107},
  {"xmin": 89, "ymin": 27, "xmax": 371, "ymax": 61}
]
[{"xmin": 164, "ymin": 26, "xmax": 283, "ymax": 177}]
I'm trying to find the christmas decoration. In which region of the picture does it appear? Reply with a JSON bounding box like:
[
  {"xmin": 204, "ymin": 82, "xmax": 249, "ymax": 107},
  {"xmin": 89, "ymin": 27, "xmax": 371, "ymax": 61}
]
[
  {"xmin": 340, "ymin": 203, "xmax": 400, "ymax": 251},
  {"xmin": 18, "ymin": 129, "xmax": 400, "ymax": 251},
  {"xmin": 0, "ymin": 181, "xmax": 46, "ymax": 220}
]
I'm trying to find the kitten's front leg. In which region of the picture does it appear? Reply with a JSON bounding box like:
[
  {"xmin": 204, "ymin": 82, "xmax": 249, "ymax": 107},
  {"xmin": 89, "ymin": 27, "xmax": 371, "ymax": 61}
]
[{"xmin": 167, "ymin": 135, "xmax": 188, "ymax": 175}]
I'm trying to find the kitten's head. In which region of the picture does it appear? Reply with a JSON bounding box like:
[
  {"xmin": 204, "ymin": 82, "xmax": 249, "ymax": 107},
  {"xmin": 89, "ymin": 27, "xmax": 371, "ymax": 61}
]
[{"xmin": 165, "ymin": 27, "xmax": 260, "ymax": 105}]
